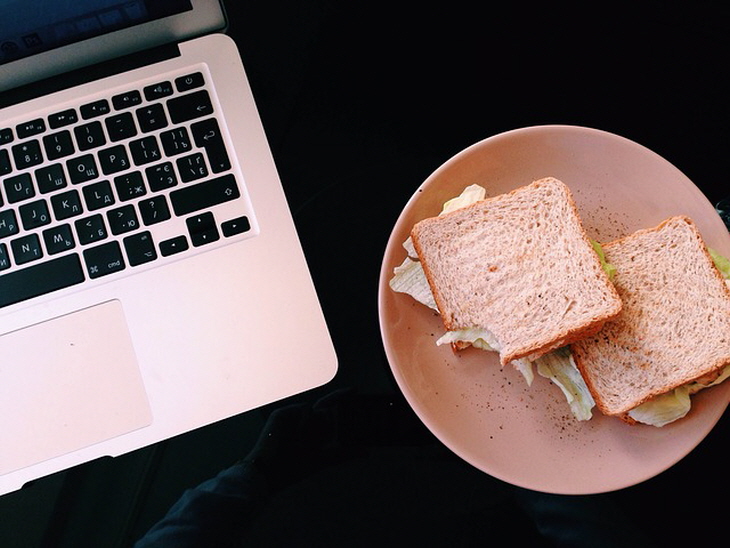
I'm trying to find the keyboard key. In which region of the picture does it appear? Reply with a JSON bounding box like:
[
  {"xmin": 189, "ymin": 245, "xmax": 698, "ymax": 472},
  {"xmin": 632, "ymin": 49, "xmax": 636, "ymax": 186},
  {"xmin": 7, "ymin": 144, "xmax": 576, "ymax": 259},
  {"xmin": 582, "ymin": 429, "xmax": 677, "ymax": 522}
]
[
  {"xmin": 16, "ymin": 119, "xmax": 46, "ymax": 139},
  {"xmin": 160, "ymin": 127, "xmax": 192, "ymax": 156},
  {"xmin": 98, "ymin": 144, "xmax": 131, "ymax": 175},
  {"xmin": 83, "ymin": 241, "xmax": 124, "ymax": 279},
  {"xmin": 145, "ymin": 162, "xmax": 177, "ymax": 191},
  {"xmin": 222, "ymin": 216, "xmax": 251, "ymax": 237},
  {"xmin": 0, "ymin": 253, "xmax": 84, "ymax": 308},
  {"xmin": 186, "ymin": 212, "xmax": 219, "ymax": 247},
  {"xmin": 0, "ymin": 210, "xmax": 19, "ymax": 238},
  {"xmin": 19, "ymin": 199, "xmax": 51, "ymax": 230},
  {"xmin": 12, "ymin": 140, "xmax": 43, "ymax": 170},
  {"xmin": 112, "ymin": 90, "xmax": 142, "ymax": 110},
  {"xmin": 75, "ymin": 214, "xmax": 107, "ymax": 245},
  {"xmin": 43, "ymin": 224, "xmax": 76, "ymax": 255},
  {"xmin": 170, "ymin": 174, "xmax": 240, "ymax": 216},
  {"xmin": 83, "ymin": 180, "xmax": 115, "ymax": 211},
  {"xmin": 139, "ymin": 195, "xmax": 171, "ymax": 226},
  {"xmin": 11, "ymin": 233, "xmax": 43, "ymax": 265},
  {"xmin": 0, "ymin": 128, "xmax": 13, "ymax": 145},
  {"xmin": 191, "ymin": 118, "xmax": 231, "ymax": 173},
  {"xmin": 167, "ymin": 90, "xmax": 213, "ymax": 124},
  {"xmin": 43, "ymin": 130, "xmax": 75, "ymax": 160},
  {"xmin": 0, "ymin": 243, "xmax": 9, "ymax": 270},
  {"xmin": 144, "ymin": 81, "xmax": 174, "ymax": 101},
  {"xmin": 123, "ymin": 231, "xmax": 157, "ymax": 266},
  {"xmin": 80, "ymin": 99, "xmax": 110, "ymax": 119},
  {"xmin": 75, "ymin": 121, "xmax": 106, "ymax": 151},
  {"xmin": 4, "ymin": 173, "xmax": 35, "ymax": 203},
  {"xmin": 114, "ymin": 171, "xmax": 146, "ymax": 201},
  {"xmin": 177, "ymin": 152, "xmax": 208, "ymax": 182},
  {"xmin": 136, "ymin": 104, "xmax": 168, "ymax": 133},
  {"xmin": 130, "ymin": 136, "xmax": 161, "ymax": 165},
  {"xmin": 36, "ymin": 164, "xmax": 68, "ymax": 193},
  {"xmin": 51, "ymin": 189, "xmax": 83, "ymax": 220},
  {"xmin": 175, "ymin": 72, "xmax": 205, "ymax": 92},
  {"xmin": 107, "ymin": 204, "xmax": 140, "ymax": 235},
  {"xmin": 0, "ymin": 149, "xmax": 12, "ymax": 176},
  {"xmin": 48, "ymin": 109, "xmax": 78, "ymax": 129},
  {"xmin": 67, "ymin": 154, "xmax": 99, "ymax": 184},
  {"xmin": 159, "ymin": 235, "xmax": 188, "ymax": 256},
  {"xmin": 106, "ymin": 112, "xmax": 138, "ymax": 142}
]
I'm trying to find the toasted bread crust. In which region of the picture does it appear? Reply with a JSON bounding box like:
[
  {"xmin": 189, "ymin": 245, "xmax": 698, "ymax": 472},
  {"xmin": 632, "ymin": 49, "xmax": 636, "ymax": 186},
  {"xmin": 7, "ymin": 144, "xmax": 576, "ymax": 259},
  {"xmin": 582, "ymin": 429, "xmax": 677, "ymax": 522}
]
[{"xmin": 412, "ymin": 177, "xmax": 622, "ymax": 366}]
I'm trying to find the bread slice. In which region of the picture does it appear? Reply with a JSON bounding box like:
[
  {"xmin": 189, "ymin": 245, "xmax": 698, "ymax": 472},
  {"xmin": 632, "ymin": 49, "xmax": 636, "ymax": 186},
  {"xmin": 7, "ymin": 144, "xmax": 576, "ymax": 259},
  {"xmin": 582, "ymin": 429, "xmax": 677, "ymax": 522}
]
[
  {"xmin": 570, "ymin": 216, "xmax": 730, "ymax": 421},
  {"xmin": 410, "ymin": 177, "xmax": 622, "ymax": 366}
]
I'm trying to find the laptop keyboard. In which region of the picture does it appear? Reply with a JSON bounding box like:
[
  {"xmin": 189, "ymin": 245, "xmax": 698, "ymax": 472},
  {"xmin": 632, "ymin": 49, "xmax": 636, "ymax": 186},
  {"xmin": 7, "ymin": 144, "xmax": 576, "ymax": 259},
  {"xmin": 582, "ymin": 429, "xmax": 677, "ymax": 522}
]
[{"xmin": 0, "ymin": 68, "xmax": 255, "ymax": 309}]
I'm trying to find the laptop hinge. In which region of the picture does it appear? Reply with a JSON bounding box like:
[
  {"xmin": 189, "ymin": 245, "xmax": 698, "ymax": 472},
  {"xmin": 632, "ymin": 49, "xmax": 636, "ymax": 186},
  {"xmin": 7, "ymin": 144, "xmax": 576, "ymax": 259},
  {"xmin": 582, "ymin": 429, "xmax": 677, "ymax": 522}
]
[{"xmin": 0, "ymin": 43, "xmax": 182, "ymax": 111}]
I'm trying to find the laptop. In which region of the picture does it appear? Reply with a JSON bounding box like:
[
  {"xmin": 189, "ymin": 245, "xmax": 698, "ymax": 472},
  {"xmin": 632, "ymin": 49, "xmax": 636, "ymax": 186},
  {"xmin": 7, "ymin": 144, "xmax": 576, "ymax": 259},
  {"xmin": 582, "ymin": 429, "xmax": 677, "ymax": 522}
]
[{"xmin": 0, "ymin": 0, "xmax": 337, "ymax": 495}]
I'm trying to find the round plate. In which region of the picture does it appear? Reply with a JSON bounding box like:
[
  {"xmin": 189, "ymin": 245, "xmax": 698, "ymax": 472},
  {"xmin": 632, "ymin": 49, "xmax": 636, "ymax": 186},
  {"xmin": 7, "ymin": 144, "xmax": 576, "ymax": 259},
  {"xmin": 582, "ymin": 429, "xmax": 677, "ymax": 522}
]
[{"xmin": 378, "ymin": 125, "xmax": 730, "ymax": 494}]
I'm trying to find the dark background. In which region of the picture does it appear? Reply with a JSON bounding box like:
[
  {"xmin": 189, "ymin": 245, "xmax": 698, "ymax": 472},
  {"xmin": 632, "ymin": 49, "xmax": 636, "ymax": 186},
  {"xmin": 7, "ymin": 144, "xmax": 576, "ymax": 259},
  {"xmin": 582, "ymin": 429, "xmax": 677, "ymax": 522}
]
[{"xmin": 2, "ymin": 1, "xmax": 729, "ymax": 545}]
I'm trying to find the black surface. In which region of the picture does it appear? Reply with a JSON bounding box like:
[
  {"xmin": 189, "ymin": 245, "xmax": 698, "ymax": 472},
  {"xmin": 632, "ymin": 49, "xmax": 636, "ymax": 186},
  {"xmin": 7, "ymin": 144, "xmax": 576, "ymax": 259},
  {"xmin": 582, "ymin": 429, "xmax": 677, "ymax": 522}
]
[{"xmin": 2, "ymin": 1, "xmax": 730, "ymax": 546}]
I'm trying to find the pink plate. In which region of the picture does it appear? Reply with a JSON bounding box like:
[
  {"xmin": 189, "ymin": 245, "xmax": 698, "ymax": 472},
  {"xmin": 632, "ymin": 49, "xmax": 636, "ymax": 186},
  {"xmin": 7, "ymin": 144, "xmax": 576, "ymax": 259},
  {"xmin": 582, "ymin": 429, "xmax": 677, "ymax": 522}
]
[{"xmin": 378, "ymin": 125, "xmax": 730, "ymax": 494}]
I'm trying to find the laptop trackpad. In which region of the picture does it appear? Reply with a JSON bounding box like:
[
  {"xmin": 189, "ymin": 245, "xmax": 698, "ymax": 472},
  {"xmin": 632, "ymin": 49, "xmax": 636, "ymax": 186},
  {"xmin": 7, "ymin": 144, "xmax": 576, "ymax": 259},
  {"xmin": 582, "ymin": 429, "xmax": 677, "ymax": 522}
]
[{"xmin": 0, "ymin": 300, "xmax": 152, "ymax": 476}]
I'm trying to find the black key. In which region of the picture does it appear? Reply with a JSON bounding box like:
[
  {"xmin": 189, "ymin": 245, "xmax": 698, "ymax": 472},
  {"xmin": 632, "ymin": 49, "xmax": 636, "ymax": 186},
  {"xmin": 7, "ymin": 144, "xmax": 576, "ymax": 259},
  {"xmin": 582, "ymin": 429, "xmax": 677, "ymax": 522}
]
[
  {"xmin": 19, "ymin": 199, "xmax": 51, "ymax": 230},
  {"xmin": 167, "ymin": 90, "xmax": 213, "ymax": 124},
  {"xmin": 112, "ymin": 90, "xmax": 142, "ymax": 110},
  {"xmin": 177, "ymin": 152, "xmax": 208, "ymax": 183},
  {"xmin": 136, "ymin": 104, "xmax": 168, "ymax": 133},
  {"xmin": 0, "ymin": 210, "xmax": 19, "ymax": 238},
  {"xmin": 160, "ymin": 127, "xmax": 192, "ymax": 156},
  {"xmin": 48, "ymin": 109, "xmax": 78, "ymax": 129},
  {"xmin": 99, "ymin": 145, "xmax": 131, "ymax": 175},
  {"xmin": 175, "ymin": 72, "xmax": 205, "ymax": 92},
  {"xmin": 159, "ymin": 235, "xmax": 189, "ymax": 256},
  {"xmin": 11, "ymin": 233, "xmax": 43, "ymax": 265},
  {"xmin": 51, "ymin": 189, "xmax": 83, "ymax": 220},
  {"xmin": 67, "ymin": 154, "xmax": 99, "ymax": 184},
  {"xmin": 4, "ymin": 173, "xmax": 35, "ymax": 203},
  {"xmin": 16, "ymin": 119, "xmax": 46, "ymax": 139},
  {"xmin": 170, "ymin": 174, "xmax": 240, "ymax": 216},
  {"xmin": 83, "ymin": 180, "xmax": 115, "ymax": 210},
  {"xmin": 0, "ymin": 243, "xmax": 9, "ymax": 270},
  {"xmin": 144, "ymin": 81, "xmax": 174, "ymax": 101},
  {"xmin": 0, "ymin": 253, "xmax": 84, "ymax": 308},
  {"xmin": 130, "ymin": 136, "xmax": 161, "ymax": 165},
  {"xmin": 83, "ymin": 241, "xmax": 124, "ymax": 279},
  {"xmin": 0, "ymin": 149, "xmax": 11, "ymax": 176},
  {"xmin": 123, "ymin": 231, "xmax": 157, "ymax": 266},
  {"xmin": 80, "ymin": 99, "xmax": 110, "ymax": 119},
  {"xmin": 43, "ymin": 224, "xmax": 75, "ymax": 255},
  {"xmin": 222, "ymin": 216, "xmax": 251, "ymax": 237},
  {"xmin": 75, "ymin": 121, "xmax": 106, "ymax": 151},
  {"xmin": 139, "ymin": 195, "xmax": 171, "ymax": 226},
  {"xmin": 107, "ymin": 204, "xmax": 140, "ymax": 235},
  {"xmin": 105, "ymin": 112, "xmax": 138, "ymax": 142},
  {"xmin": 145, "ymin": 162, "xmax": 177, "ymax": 191},
  {"xmin": 186, "ymin": 212, "xmax": 219, "ymax": 247},
  {"xmin": 0, "ymin": 128, "xmax": 13, "ymax": 145},
  {"xmin": 43, "ymin": 130, "xmax": 75, "ymax": 160},
  {"xmin": 191, "ymin": 118, "xmax": 230, "ymax": 173},
  {"xmin": 12, "ymin": 140, "xmax": 43, "ymax": 169},
  {"xmin": 35, "ymin": 164, "xmax": 67, "ymax": 194},
  {"xmin": 75, "ymin": 214, "xmax": 107, "ymax": 245},
  {"xmin": 114, "ymin": 171, "xmax": 146, "ymax": 202}
]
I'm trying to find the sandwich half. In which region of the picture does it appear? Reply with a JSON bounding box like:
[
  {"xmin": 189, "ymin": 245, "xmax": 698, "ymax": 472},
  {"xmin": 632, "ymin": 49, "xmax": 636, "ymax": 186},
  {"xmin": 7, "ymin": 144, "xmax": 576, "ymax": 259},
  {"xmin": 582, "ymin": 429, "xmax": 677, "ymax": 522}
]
[
  {"xmin": 410, "ymin": 177, "xmax": 623, "ymax": 366},
  {"xmin": 570, "ymin": 215, "xmax": 730, "ymax": 425}
]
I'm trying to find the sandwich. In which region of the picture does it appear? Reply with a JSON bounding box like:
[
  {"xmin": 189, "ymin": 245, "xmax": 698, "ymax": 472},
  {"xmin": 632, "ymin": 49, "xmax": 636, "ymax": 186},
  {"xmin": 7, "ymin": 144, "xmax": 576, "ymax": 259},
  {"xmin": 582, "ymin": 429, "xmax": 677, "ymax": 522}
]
[
  {"xmin": 570, "ymin": 215, "xmax": 730, "ymax": 426},
  {"xmin": 391, "ymin": 177, "xmax": 622, "ymax": 420}
]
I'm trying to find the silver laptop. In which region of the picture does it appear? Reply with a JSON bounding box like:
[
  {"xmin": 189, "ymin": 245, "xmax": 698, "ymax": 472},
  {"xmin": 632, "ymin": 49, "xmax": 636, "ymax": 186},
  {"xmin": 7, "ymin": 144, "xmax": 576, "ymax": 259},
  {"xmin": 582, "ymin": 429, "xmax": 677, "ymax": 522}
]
[{"xmin": 0, "ymin": 0, "xmax": 337, "ymax": 495}]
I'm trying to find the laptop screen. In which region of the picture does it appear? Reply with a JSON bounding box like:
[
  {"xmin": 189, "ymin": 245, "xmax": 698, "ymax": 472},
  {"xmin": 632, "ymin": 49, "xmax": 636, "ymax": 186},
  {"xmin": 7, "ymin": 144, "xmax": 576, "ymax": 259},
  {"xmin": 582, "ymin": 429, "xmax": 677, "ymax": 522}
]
[{"xmin": 0, "ymin": 1, "xmax": 193, "ymax": 66}]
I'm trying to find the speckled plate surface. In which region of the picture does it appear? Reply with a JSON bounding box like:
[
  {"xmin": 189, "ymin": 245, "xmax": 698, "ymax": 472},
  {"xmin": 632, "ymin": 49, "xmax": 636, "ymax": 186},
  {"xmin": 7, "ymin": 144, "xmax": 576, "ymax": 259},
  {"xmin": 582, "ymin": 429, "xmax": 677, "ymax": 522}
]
[{"xmin": 378, "ymin": 125, "xmax": 730, "ymax": 494}]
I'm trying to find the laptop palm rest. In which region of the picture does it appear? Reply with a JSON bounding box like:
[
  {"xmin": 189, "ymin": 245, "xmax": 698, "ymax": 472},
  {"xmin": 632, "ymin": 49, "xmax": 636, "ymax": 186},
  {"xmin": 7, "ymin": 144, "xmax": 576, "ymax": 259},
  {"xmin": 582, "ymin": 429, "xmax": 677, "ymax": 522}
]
[{"xmin": 0, "ymin": 300, "xmax": 152, "ymax": 476}]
